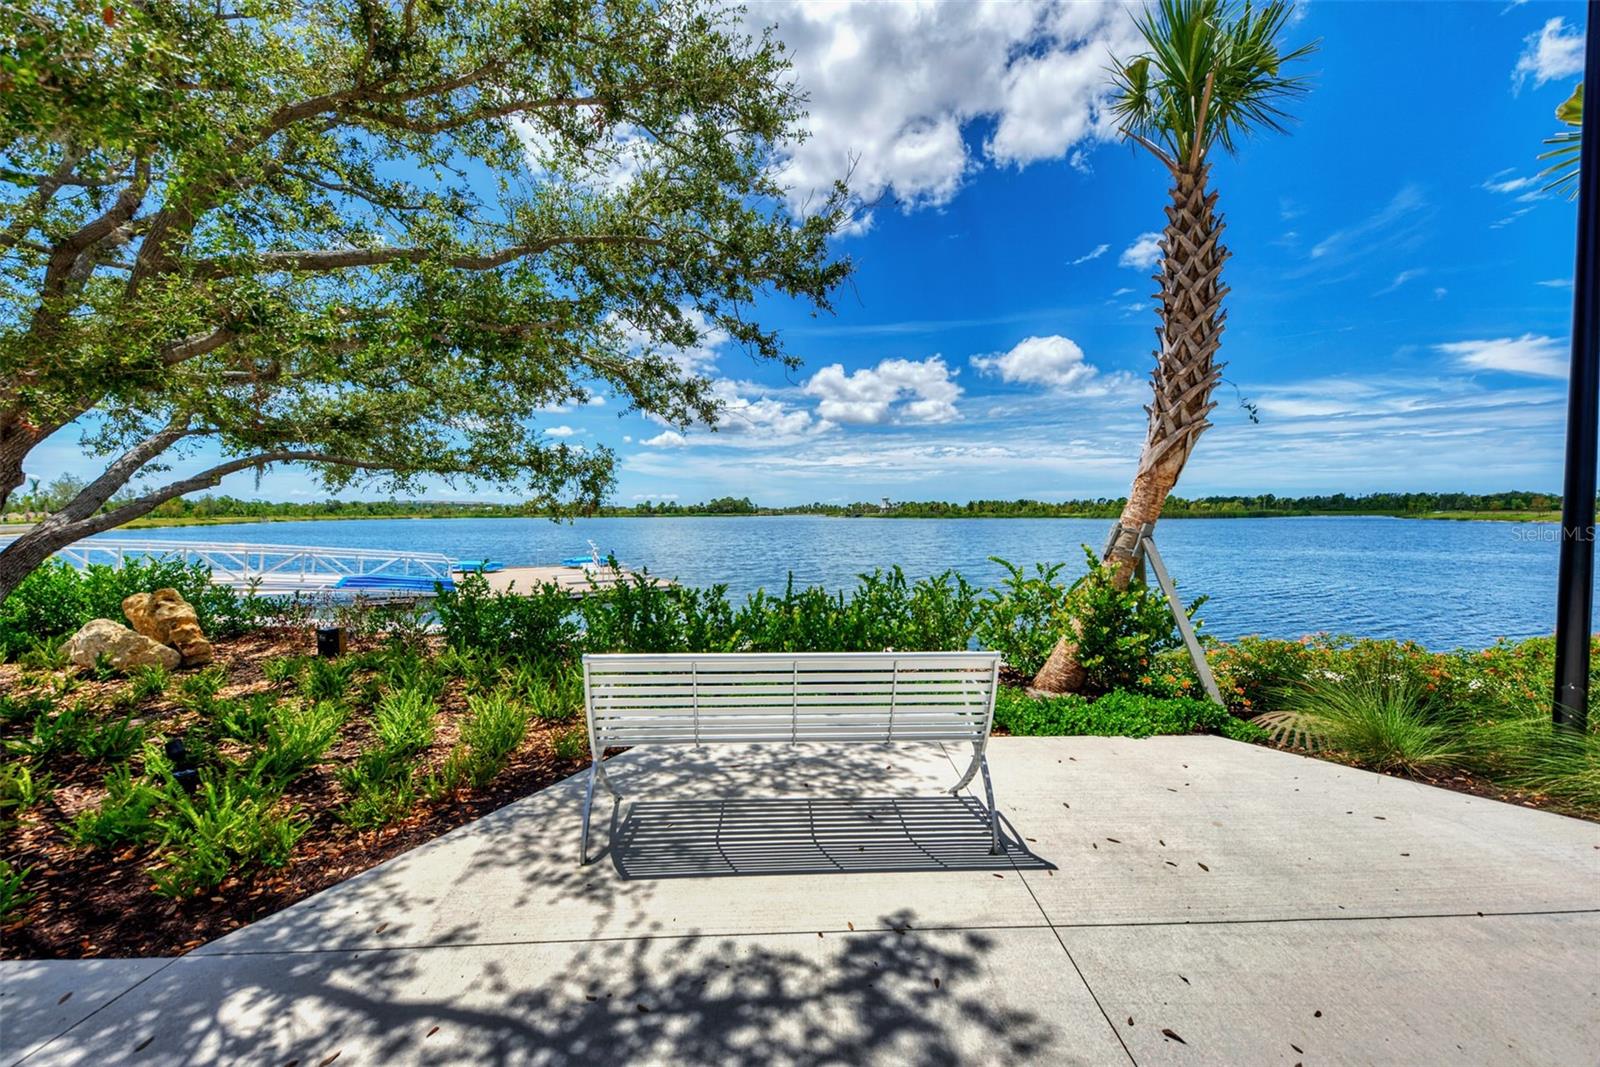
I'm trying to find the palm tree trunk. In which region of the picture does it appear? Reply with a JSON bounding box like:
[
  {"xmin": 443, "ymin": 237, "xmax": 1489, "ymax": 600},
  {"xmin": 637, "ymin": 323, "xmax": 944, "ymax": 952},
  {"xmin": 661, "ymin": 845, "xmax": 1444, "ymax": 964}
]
[{"xmin": 1032, "ymin": 161, "xmax": 1228, "ymax": 693}]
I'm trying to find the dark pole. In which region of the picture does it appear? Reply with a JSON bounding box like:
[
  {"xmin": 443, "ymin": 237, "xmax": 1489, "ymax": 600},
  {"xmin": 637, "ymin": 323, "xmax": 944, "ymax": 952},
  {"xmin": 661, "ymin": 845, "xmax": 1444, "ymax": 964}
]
[{"xmin": 1553, "ymin": 2, "xmax": 1600, "ymax": 731}]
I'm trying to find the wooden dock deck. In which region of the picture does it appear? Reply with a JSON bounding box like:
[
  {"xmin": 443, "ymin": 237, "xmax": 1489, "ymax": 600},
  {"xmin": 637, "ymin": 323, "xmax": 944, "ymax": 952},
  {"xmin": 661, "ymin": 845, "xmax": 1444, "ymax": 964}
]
[{"xmin": 478, "ymin": 564, "xmax": 667, "ymax": 595}]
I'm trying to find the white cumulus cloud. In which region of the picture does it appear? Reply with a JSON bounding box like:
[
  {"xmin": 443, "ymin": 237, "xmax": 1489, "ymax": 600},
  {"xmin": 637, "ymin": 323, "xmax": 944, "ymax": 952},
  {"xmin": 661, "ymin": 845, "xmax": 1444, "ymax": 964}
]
[
  {"xmin": 544, "ymin": 425, "xmax": 578, "ymax": 438},
  {"xmin": 1514, "ymin": 17, "xmax": 1585, "ymax": 90},
  {"xmin": 641, "ymin": 430, "xmax": 688, "ymax": 448},
  {"xmin": 1438, "ymin": 334, "xmax": 1567, "ymax": 378},
  {"xmin": 1119, "ymin": 232, "xmax": 1163, "ymax": 270},
  {"xmin": 708, "ymin": 379, "xmax": 817, "ymax": 438},
  {"xmin": 750, "ymin": 2, "xmax": 1140, "ymax": 219},
  {"xmin": 803, "ymin": 356, "xmax": 962, "ymax": 425},
  {"xmin": 970, "ymin": 335, "xmax": 1107, "ymax": 394}
]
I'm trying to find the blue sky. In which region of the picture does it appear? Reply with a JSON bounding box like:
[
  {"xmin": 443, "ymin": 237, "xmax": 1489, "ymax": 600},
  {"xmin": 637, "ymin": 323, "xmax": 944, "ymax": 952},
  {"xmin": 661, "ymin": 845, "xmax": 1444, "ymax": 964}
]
[{"xmin": 31, "ymin": 0, "xmax": 1593, "ymax": 506}]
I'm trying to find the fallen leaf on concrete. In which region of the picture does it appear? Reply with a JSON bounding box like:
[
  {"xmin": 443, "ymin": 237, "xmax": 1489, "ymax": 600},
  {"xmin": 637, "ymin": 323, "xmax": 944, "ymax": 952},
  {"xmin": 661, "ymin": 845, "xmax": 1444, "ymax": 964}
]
[{"xmin": 1161, "ymin": 1028, "xmax": 1187, "ymax": 1044}]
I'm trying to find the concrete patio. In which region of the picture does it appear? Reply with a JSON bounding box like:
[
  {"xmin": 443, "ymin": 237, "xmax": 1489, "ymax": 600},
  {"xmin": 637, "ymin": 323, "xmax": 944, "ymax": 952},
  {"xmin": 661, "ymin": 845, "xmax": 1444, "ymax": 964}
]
[{"xmin": 4, "ymin": 735, "xmax": 1598, "ymax": 1065}]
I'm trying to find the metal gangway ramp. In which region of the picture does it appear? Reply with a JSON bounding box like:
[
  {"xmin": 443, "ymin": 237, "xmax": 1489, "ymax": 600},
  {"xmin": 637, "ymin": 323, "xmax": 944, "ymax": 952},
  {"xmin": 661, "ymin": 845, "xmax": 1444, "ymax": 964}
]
[{"xmin": 55, "ymin": 539, "xmax": 455, "ymax": 595}]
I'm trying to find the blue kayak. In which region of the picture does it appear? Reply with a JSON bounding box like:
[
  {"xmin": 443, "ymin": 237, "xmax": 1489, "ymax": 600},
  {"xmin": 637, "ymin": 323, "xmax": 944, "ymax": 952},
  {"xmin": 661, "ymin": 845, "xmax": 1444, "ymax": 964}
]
[{"xmin": 452, "ymin": 560, "xmax": 505, "ymax": 573}]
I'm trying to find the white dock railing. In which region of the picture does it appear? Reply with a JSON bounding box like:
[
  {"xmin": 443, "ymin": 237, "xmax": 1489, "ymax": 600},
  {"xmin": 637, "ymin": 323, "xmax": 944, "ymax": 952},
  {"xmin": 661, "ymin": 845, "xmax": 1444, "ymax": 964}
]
[{"xmin": 56, "ymin": 539, "xmax": 454, "ymax": 593}]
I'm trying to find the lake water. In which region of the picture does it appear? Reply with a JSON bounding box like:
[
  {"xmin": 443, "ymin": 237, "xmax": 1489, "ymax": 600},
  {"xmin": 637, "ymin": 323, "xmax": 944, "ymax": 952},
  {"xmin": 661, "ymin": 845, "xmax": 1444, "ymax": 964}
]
[{"xmin": 90, "ymin": 515, "xmax": 1570, "ymax": 650}]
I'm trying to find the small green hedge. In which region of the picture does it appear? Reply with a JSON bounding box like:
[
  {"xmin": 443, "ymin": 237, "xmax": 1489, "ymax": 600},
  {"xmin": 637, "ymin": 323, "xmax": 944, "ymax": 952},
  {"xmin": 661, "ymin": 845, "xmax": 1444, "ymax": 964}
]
[{"xmin": 994, "ymin": 687, "xmax": 1265, "ymax": 742}]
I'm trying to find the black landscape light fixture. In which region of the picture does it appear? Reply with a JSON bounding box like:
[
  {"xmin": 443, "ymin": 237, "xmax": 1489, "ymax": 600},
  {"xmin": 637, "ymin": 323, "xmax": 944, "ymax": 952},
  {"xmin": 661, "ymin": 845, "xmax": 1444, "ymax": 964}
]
[{"xmin": 1553, "ymin": 1, "xmax": 1600, "ymax": 731}]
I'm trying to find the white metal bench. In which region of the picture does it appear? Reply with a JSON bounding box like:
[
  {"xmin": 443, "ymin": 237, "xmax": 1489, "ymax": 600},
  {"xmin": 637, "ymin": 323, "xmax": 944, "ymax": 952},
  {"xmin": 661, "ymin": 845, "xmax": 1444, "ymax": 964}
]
[{"xmin": 579, "ymin": 651, "xmax": 1003, "ymax": 865}]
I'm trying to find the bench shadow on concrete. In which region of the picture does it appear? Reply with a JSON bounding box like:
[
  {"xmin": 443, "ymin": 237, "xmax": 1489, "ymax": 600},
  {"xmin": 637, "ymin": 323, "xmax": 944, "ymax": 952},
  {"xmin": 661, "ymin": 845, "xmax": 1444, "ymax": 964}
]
[{"xmin": 606, "ymin": 795, "xmax": 1053, "ymax": 878}]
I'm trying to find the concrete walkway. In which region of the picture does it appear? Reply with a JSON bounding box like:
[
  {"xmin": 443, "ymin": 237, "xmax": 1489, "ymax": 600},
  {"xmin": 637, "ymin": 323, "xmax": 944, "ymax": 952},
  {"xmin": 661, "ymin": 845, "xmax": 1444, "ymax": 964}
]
[{"xmin": 5, "ymin": 736, "xmax": 1598, "ymax": 1065}]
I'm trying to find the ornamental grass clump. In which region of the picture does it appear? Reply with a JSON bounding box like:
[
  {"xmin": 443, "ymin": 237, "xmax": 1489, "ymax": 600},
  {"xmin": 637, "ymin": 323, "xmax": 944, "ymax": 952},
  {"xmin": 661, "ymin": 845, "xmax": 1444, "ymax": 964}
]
[{"xmin": 1278, "ymin": 663, "xmax": 1463, "ymax": 776}]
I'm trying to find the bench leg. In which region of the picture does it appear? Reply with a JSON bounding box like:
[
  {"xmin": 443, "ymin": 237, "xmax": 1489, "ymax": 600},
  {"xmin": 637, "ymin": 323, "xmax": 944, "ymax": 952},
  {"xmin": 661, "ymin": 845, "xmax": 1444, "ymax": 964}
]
[
  {"xmin": 948, "ymin": 742, "xmax": 985, "ymax": 794},
  {"xmin": 579, "ymin": 749, "xmax": 623, "ymax": 866},
  {"xmin": 978, "ymin": 752, "xmax": 1000, "ymax": 855},
  {"xmin": 949, "ymin": 742, "xmax": 1002, "ymax": 855},
  {"xmin": 580, "ymin": 760, "xmax": 599, "ymax": 865}
]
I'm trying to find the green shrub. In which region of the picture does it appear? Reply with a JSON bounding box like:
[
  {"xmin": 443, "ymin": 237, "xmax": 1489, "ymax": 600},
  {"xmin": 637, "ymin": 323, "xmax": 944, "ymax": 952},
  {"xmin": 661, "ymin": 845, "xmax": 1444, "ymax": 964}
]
[
  {"xmin": 0, "ymin": 763, "xmax": 52, "ymax": 829},
  {"xmin": 1060, "ymin": 547, "xmax": 1200, "ymax": 696},
  {"xmin": 526, "ymin": 664, "xmax": 584, "ymax": 723},
  {"xmin": 975, "ymin": 559, "xmax": 1071, "ymax": 676},
  {"xmin": 69, "ymin": 765, "xmax": 167, "ymax": 849},
  {"xmin": 455, "ymin": 689, "xmax": 531, "ymax": 786},
  {"xmin": 76, "ymin": 715, "xmax": 146, "ymax": 762},
  {"xmin": 372, "ymin": 688, "xmax": 437, "ymax": 756},
  {"xmin": 261, "ymin": 656, "xmax": 310, "ymax": 687},
  {"xmin": 0, "ymin": 692, "xmax": 45, "ymax": 725},
  {"xmin": 6, "ymin": 702, "xmax": 88, "ymax": 761},
  {"xmin": 435, "ymin": 572, "xmax": 581, "ymax": 657},
  {"xmin": 149, "ymin": 773, "xmax": 306, "ymax": 897},
  {"xmin": 552, "ymin": 723, "xmax": 588, "ymax": 761},
  {"xmin": 577, "ymin": 572, "xmax": 710, "ymax": 653},
  {"xmin": 421, "ymin": 753, "xmax": 465, "ymax": 799},
  {"xmin": 213, "ymin": 693, "xmax": 278, "ymax": 744},
  {"xmin": 336, "ymin": 747, "xmax": 418, "ymax": 830},
  {"xmin": 299, "ymin": 657, "xmax": 357, "ymax": 704},
  {"xmin": 251, "ymin": 701, "xmax": 345, "ymax": 787},
  {"xmin": 993, "ymin": 687, "xmax": 1261, "ymax": 741},
  {"xmin": 16, "ymin": 636, "xmax": 69, "ymax": 671},
  {"xmin": 338, "ymin": 772, "xmax": 417, "ymax": 830},
  {"xmin": 0, "ymin": 859, "xmax": 33, "ymax": 923},
  {"xmin": 1206, "ymin": 636, "xmax": 1308, "ymax": 713},
  {"xmin": 177, "ymin": 666, "xmax": 228, "ymax": 713},
  {"xmin": 128, "ymin": 663, "xmax": 172, "ymax": 703},
  {"xmin": 373, "ymin": 645, "xmax": 446, "ymax": 699}
]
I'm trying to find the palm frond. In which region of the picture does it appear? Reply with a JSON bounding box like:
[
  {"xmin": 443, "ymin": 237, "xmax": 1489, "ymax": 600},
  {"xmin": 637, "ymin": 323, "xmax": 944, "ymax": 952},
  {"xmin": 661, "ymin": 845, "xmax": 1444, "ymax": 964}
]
[
  {"xmin": 1109, "ymin": 0, "xmax": 1318, "ymax": 165},
  {"xmin": 1538, "ymin": 83, "xmax": 1583, "ymax": 199}
]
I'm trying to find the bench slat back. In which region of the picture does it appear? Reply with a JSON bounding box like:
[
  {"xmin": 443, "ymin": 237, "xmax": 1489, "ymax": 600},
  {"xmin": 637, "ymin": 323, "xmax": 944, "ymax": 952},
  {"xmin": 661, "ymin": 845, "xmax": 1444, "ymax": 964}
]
[{"xmin": 584, "ymin": 652, "xmax": 1000, "ymax": 747}]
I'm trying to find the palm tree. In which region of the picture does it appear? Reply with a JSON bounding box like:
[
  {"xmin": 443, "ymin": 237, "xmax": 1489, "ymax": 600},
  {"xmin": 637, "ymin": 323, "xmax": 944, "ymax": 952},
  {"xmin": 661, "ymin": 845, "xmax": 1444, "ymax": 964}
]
[
  {"xmin": 1034, "ymin": 0, "xmax": 1316, "ymax": 693},
  {"xmin": 1539, "ymin": 82, "xmax": 1583, "ymax": 198}
]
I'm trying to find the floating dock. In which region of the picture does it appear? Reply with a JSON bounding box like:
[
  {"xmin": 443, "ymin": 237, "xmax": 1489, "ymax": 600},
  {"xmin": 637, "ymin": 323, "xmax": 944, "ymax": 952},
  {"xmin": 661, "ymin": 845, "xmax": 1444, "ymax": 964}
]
[{"xmin": 51, "ymin": 539, "xmax": 660, "ymax": 598}]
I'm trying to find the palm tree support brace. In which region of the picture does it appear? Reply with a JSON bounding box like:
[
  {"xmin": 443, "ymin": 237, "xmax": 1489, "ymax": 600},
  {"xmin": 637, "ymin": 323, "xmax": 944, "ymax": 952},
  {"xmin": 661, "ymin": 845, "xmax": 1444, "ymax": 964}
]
[{"xmin": 1102, "ymin": 521, "xmax": 1226, "ymax": 706}]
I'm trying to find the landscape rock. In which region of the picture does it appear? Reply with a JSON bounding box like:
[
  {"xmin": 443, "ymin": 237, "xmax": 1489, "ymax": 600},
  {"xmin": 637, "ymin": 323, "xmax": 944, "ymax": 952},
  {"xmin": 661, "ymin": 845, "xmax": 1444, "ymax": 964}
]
[
  {"xmin": 64, "ymin": 619, "xmax": 181, "ymax": 672},
  {"xmin": 123, "ymin": 588, "xmax": 213, "ymax": 665}
]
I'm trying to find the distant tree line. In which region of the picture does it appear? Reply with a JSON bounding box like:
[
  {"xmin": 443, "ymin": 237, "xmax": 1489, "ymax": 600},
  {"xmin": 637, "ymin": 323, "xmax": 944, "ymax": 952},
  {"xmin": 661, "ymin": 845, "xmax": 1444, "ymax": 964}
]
[{"xmin": 2, "ymin": 490, "xmax": 1567, "ymax": 525}]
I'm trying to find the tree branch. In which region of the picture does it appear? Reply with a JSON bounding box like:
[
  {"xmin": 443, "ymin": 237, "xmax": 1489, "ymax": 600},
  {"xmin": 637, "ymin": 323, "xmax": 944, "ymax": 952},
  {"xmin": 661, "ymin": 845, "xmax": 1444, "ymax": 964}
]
[
  {"xmin": 161, "ymin": 327, "xmax": 239, "ymax": 366},
  {"xmin": 65, "ymin": 450, "xmax": 413, "ymax": 539},
  {"xmin": 335, "ymin": 93, "xmax": 605, "ymax": 135},
  {"xmin": 38, "ymin": 156, "xmax": 150, "ymax": 300},
  {"xmin": 190, "ymin": 233, "xmax": 664, "ymax": 276},
  {"xmin": 53, "ymin": 415, "xmax": 196, "ymax": 523}
]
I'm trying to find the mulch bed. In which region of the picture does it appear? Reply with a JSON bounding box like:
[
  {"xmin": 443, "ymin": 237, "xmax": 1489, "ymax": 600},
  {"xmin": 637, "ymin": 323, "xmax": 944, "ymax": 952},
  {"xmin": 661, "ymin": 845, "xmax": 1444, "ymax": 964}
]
[{"xmin": 1, "ymin": 630, "xmax": 591, "ymax": 960}]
